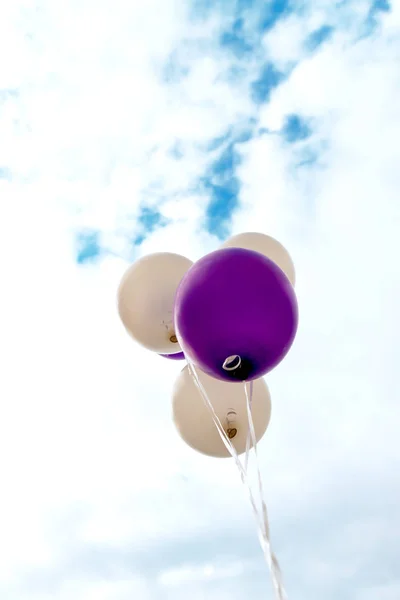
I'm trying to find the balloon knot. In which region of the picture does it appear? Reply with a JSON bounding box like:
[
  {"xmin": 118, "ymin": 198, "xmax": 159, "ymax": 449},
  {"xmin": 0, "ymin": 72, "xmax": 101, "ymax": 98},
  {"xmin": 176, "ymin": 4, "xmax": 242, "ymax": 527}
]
[{"xmin": 222, "ymin": 355, "xmax": 242, "ymax": 371}]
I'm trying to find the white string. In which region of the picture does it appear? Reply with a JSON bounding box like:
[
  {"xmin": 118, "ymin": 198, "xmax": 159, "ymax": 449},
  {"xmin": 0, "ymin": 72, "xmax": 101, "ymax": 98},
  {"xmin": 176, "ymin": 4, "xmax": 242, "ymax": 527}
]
[
  {"xmin": 187, "ymin": 362, "xmax": 265, "ymax": 532},
  {"xmin": 244, "ymin": 382, "xmax": 288, "ymax": 600},
  {"xmin": 186, "ymin": 361, "xmax": 288, "ymax": 600},
  {"xmin": 243, "ymin": 380, "xmax": 253, "ymax": 475}
]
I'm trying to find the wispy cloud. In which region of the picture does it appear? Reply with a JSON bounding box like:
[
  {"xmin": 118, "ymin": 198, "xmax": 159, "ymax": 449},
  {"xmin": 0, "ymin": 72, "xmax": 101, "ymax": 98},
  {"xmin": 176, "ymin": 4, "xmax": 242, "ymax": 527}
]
[{"xmin": 1, "ymin": 0, "xmax": 399, "ymax": 599}]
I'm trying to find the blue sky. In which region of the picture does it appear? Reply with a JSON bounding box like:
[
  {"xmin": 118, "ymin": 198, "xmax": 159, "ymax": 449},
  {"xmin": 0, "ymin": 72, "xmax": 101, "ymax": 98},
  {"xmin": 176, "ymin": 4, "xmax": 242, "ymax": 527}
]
[{"xmin": 1, "ymin": 0, "xmax": 400, "ymax": 599}]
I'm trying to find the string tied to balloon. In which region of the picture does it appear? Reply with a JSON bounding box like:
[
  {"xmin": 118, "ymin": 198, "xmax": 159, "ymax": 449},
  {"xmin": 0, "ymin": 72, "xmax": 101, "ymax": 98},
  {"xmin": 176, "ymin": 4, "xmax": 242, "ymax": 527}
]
[
  {"xmin": 244, "ymin": 381, "xmax": 287, "ymax": 600},
  {"xmin": 187, "ymin": 361, "xmax": 288, "ymax": 600}
]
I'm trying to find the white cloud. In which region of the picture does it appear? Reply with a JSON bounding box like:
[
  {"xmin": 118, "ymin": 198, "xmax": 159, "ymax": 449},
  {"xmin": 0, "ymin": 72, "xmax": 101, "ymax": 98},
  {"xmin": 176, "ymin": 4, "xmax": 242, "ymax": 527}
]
[
  {"xmin": 1, "ymin": 0, "xmax": 400, "ymax": 599},
  {"xmin": 356, "ymin": 583, "xmax": 400, "ymax": 600}
]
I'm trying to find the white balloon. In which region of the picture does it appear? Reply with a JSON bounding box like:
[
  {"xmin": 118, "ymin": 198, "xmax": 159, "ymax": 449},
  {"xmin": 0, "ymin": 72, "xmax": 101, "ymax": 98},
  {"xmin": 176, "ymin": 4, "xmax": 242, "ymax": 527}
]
[
  {"xmin": 220, "ymin": 232, "xmax": 296, "ymax": 286},
  {"xmin": 172, "ymin": 365, "xmax": 271, "ymax": 458},
  {"xmin": 117, "ymin": 252, "xmax": 193, "ymax": 354}
]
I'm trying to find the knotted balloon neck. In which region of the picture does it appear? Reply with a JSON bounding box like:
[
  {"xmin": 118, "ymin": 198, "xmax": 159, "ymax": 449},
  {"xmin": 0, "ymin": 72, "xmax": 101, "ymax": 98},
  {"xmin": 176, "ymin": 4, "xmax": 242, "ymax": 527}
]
[
  {"xmin": 222, "ymin": 354, "xmax": 253, "ymax": 381},
  {"xmin": 170, "ymin": 334, "xmax": 178, "ymax": 343},
  {"xmin": 223, "ymin": 355, "xmax": 242, "ymax": 371},
  {"xmin": 226, "ymin": 409, "xmax": 238, "ymax": 439}
]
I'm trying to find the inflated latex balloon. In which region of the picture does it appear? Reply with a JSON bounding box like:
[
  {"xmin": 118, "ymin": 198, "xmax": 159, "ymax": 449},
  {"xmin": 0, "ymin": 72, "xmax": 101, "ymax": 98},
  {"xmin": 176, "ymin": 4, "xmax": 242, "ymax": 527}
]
[
  {"xmin": 159, "ymin": 351, "xmax": 185, "ymax": 360},
  {"xmin": 172, "ymin": 365, "xmax": 271, "ymax": 458},
  {"xmin": 220, "ymin": 232, "xmax": 296, "ymax": 286},
  {"xmin": 118, "ymin": 252, "xmax": 192, "ymax": 354},
  {"xmin": 175, "ymin": 248, "xmax": 298, "ymax": 382}
]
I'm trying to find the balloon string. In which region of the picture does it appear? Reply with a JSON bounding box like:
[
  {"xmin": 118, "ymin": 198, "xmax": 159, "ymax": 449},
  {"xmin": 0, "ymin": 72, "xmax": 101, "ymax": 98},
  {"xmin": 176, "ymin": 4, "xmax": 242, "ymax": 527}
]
[
  {"xmin": 187, "ymin": 362, "xmax": 287, "ymax": 599},
  {"xmin": 186, "ymin": 362, "xmax": 265, "ymax": 531},
  {"xmin": 243, "ymin": 380, "xmax": 253, "ymax": 475},
  {"xmin": 244, "ymin": 382, "xmax": 288, "ymax": 600}
]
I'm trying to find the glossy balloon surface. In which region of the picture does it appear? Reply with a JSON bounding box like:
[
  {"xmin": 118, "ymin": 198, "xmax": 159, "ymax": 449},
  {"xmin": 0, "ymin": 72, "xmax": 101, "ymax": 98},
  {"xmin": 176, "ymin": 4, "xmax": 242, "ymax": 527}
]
[
  {"xmin": 220, "ymin": 231, "xmax": 296, "ymax": 286},
  {"xmin": 175, "ymin": 248, "xmax": 298, "ymax": 382},
  {"xmin": 159, "ymin": 352, "xmax": 185, "ymax": 360},
  {"xmin": 118, "ymin": 252, "xmax": 192, "ymax": 354}
]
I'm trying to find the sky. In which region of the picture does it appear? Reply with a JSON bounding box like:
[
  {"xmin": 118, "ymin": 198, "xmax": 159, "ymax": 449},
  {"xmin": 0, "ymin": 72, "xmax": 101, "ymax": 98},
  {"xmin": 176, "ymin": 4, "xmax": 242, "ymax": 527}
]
[{"xmin": 0, "ymin": 0, "xmax": 400, "ymax": 599}]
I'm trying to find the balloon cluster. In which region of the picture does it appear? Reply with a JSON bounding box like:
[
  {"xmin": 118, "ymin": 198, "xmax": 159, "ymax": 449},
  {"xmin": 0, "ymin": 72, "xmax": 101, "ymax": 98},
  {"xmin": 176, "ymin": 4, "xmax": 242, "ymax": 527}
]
[{"xmin": 117, "ymin": 232, "xmax": 298, "ymax": 458}]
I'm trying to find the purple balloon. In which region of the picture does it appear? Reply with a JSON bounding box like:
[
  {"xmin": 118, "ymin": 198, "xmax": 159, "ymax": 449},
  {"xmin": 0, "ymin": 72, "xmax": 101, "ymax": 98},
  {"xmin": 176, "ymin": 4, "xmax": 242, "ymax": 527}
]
[
  {"xmin": 174, "ymin": 247, "xmax": 298, "ymax": 382},
  {"xmin": 159, "ymin": 351, "xmax": 185, "ymax": 361}
]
